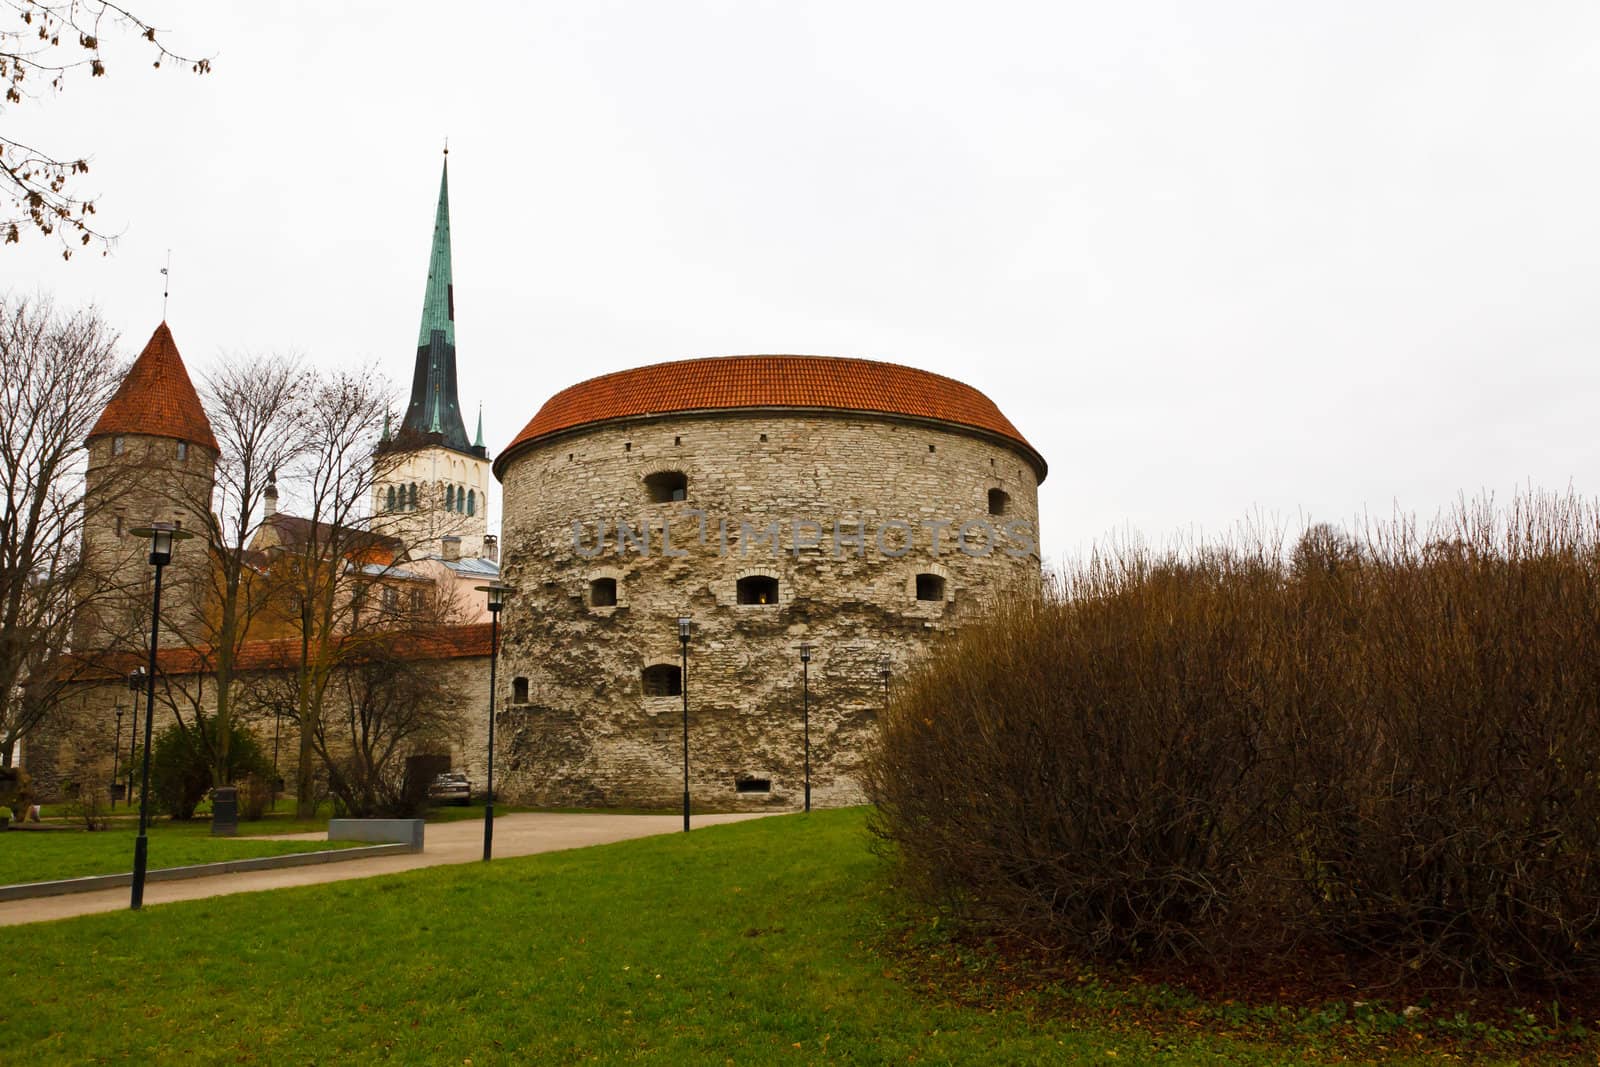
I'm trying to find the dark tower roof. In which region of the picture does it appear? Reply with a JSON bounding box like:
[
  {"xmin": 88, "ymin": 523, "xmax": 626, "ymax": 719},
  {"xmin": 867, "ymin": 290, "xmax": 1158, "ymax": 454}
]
[
  {"xmin": 88, "ymin": 321, "xmax": 219, "ymax": 451},
  {"xmin": 386, "ymin": 154, "xmax": 483, "ymax": 459}
]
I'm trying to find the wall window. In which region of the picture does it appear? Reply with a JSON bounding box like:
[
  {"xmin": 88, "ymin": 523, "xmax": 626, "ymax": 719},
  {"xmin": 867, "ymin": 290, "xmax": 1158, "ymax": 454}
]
[
  {"xmin": 410, "ymin": 589, "xmax": 425, "ymax": 612},
  {"xmin": 735, "ymin": 776, "xmax": 772, "ymax": 794},
  {"xmin": 736, "ymin": 575, "xmax": 779, "ymax": 605},
  {"xmin": 988, "ymin": 489, "xmax": 1010, "ymax": 516},
  {"xmin": 589, "ymin": 577, "xmax": 618, "ymax": 607},
  {"xmin": 382, "ymin": 585, "xmax": 399, "ymax": 611},
  {"xmin": 642, "ymin": 664, "xmax": 682, "ymax": 697},
  {"xmin": 112, "ymin": 436, "xmax": 125, "ymax": 456},
  {"xmin": 467, "ymin": 489, "xmax": 475, "ymax": 516},
  {"xmin": 176, "ymin": 441, "xmax": 188, "ymax": 461},
  {"xmin": 915, "ymin": 573, "xmax": 946, "ymax": 602},
  {"xmin": 446, "ymin": 485, "xmax": 455, "ymax": 512},
  {"xmin": 386, "ymin": 486, "xmax": 397, "ymax": 512},
  {"xmin": 408, "ymin": 483, "xmax": 418, "ymax": 510},
  {"xmin": 114, "ymin": 515, "xmax": 123, "ymax": 537},
  {"xmin": 513, "ymin": 677, "xmax": 529, "ymax": 704},
  {"xmin": 644, "ymin": 471, "xmax": 688, "ymax": 503}
]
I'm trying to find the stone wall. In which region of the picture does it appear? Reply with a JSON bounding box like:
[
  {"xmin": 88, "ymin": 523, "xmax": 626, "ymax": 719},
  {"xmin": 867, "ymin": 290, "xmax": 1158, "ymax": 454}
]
[
  {"xmin": 495, "ymin": 411, "xmax": 1043, "ymax": 810},
  {"xmin": 29, "ymin": 652, "xmax": 491, "ymax": 805}
]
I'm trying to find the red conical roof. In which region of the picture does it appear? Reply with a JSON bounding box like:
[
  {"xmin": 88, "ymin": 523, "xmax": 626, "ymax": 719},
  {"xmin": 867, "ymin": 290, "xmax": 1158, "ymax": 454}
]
[
  {"xmin": 88, "ymin": 322, "xmax": 218, "ymax": 451},
  {"xmin": 496, "ymin": 355, "xmax": 1046, "ymax": 481}
]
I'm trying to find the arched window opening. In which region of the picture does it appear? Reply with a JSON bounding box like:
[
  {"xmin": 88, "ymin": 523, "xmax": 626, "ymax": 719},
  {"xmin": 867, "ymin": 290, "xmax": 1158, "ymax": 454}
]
[
  {"xmin": 589, "ymin": 578, "xmax": 618, "ymax": 607},
  {"xmin": 386, "ymin": 486, "xmax": 397, "ymax": 512},
  {"xmin": 988, "ymin": 489, "xmax": 1010, "ymax": 516},
  {"xmin": 736, "ymin": 575, "xmax": 779, "ymax": 605},
  {"xmin": 408, "ymin": 483, "xmax": 418, "ymax": 510},
  {"xmin": 467, "ymin": 489, "xmax": 475, "ymax": 516},
  {"xmin": 446, "ymin": 485, "xmax": 455, "ymax": 512},
  {"xmin": 512, "ymin": 677, "xmax": 530, "ymax": 704},
  {"xmin": 915, "ymin": 573, "xmax": 946, "ymax": 602},
  {"xmin": 644, "ymin": 471, "xmax": 688, "ymax": 503},
  {"xmin": 642, "ymin": 664, "xmax": 682, "ymax": 697}
]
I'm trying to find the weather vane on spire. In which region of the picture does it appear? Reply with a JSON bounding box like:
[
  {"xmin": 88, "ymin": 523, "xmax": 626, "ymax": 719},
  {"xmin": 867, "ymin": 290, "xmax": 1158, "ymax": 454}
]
[{"xmin": 160, "ymin": 250, "xmax": 172, "ymax": 319}]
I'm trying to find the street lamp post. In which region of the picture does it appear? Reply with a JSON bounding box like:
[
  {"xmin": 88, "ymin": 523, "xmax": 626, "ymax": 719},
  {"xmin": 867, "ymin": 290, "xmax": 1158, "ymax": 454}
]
[
  {"xmin": 678, "ymin": 616, "xmax": 691, "ymax": 833},
  {"xmin": 475, "ymin": 582, "xmax": 513, "ymax": 862},
  {"xmin": 111, "ymin": 705, "xmax": 123, "ymax": 809},
  {"xmin": 799, "ymin": 643, "xmax": 811, "ymax": 813},
  {"xmin": 128, "ymin": 522, "xmax": 192, "ymax": 910},
  {"xmin": 126, "ymin": 667, "xmax": 145, "ymax": 808}
]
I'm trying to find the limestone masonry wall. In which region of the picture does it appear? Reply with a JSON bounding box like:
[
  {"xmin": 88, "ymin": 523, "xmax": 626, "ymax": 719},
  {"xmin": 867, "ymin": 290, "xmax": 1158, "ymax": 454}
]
[{"xmin": 494, "ymin": 411, "xmax": 1042, "ymax": 811}]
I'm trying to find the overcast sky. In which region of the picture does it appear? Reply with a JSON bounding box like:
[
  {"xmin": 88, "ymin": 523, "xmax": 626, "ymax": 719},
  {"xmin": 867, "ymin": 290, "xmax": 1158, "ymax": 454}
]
[{"xmin": 7, "ymin": 1, "xmax": 1600, "ymax": 566}]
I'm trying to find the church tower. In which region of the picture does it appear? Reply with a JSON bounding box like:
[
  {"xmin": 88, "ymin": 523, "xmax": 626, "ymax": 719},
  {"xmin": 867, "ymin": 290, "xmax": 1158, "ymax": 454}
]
[
  {"xmin": 373, "ymin": 153, "xmax": 492, "ymax": 559},
  {"xmin": 81, "ymin": 322, "xmax": 218, "ymax": 649}
]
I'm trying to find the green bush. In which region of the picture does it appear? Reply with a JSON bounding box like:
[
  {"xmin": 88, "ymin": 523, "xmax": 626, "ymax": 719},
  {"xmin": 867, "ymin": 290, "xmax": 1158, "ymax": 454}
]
[
  {"xmin": 143, "ymin": 720, "xmax": 272, "ymax": 821},
  {"xmin": 866, "ymin": 492, "xmax": 1600, "ymax": 989}
]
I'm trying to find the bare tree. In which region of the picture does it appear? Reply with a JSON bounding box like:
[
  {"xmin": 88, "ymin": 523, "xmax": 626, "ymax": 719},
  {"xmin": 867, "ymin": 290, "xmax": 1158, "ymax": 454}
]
[
  {"xmin": 0, "ymin": 293, "xmax": 123, "ymax": 763},
  {"xmin": 2, "ymin": 2, "xmax": 211, "ymax": 256},
  {"xmin": 156, "ymin": 353, "xmax": 306, "ymax": 786},
  {"xmin": 270, "ymin": 366, "xmax": 393, "ymax": 819}
]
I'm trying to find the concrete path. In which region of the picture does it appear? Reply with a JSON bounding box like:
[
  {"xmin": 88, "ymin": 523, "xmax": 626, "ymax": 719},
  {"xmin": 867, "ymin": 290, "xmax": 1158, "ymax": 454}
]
[{"xmin": 0, "ymin": 812, "xmax": 767, "ymax": 927}]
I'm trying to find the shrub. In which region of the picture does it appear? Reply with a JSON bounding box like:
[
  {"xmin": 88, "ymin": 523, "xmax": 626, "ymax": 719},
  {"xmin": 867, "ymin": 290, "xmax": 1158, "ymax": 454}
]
[
  {"xmin": 237, "ymin": 773, "xmax": 273, "ymax": 821},
  {"xmin": 866, "ymin": 492, "xmax": 1600, "ymax": 989},
  {"xmin": 0, "ymin": 765, "xmax": 34, "ymax": 817},
  {"xmin": 145, "ymin": 719, "xmax": 272, "ymax": 820},
  {"xmin": 0, "ymin": 805, "xmax": 13, "ymax": 824}
]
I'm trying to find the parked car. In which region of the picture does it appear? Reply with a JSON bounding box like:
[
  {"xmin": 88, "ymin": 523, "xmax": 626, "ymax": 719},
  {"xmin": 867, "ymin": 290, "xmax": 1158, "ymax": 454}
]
[{"xmin": 427, "ymin": 772, "xmax": 471, "ymax": 805}]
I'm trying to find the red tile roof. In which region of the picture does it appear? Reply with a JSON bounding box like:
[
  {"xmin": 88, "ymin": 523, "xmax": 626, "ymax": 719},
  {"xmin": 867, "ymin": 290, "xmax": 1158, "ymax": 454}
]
[
  {"xmin": 64, "ymin": 623, "xmax": 494, "ymax": 680},
  {"xmin": 88, "ymin": 322, "xmax": 219, "ymax": 451},
  {"xmin": 495, "ymin": 355, "xmax": 1045, "ymax": 480}
]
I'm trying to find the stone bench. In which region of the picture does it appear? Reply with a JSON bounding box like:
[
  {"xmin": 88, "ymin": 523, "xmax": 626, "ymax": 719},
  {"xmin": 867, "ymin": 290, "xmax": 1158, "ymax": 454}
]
[{"xmin": 327, "ymin": 818, "xmax": 424, "ymax": 852}]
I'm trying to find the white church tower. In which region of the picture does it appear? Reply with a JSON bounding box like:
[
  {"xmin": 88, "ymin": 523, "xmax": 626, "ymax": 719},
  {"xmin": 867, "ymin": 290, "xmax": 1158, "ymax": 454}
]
[{"xmin": 373, "ymin": 151, "xmax": 493, "ymax": 560}]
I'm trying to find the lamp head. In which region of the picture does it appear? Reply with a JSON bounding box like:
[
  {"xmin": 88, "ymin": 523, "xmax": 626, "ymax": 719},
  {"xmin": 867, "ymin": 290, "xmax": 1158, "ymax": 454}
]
[
  {"xmin": 475, "ymin": 583, "xmax": 513, "ymax": 613},
  {"xmin": 799, "ymin": 642, "xmax": 811, "ymax": 663},
  {"xmin": 677, "ymin": 616, "xmax": 691, "ymax": 643},
  {"xmin": 128, "ymin": 666, "xmax": 147, "ymax": 691},
  {"xmin": 878, "ymin": 656, "xmax": 892, "ymax": 679},
  {"xmin": 128, "ymin": 521, "xmax": 193, "ymax": 566}
]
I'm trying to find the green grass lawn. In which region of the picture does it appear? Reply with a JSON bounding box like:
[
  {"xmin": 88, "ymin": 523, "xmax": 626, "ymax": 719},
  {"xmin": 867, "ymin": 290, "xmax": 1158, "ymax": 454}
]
[
  {"xmin": 0, "ymin": 825, "xmax": 366, "ymax": 884},
  {"xmin": 0, "ymin": 809, "xmax": 1500, "ymax": 1065}
]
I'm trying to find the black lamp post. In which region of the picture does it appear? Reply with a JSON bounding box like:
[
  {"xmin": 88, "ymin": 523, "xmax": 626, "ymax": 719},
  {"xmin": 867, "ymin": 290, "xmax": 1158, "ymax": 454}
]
[
  {"xmin": 111, "ymin": 705, "xmax": 123, "ymax": 809},
  {"xmin": 127, "ymin": 521, "xmax": 192, "ymax": 910},
  {"xmin": 678, "ymin": 615, "xmax": 691, "ymax": 833},
  {"xmin": 799, "ymin": 642, "xmax": 812, "ymax": 813},
  {"xmin": 475, "ymin": 582, "xmax": 513, "ymax": 861},
  {"xmin": 126, "ymin": 667, "xmax": 145, "ymax": 808},
  {"xmin": 879, "ymin": 655, "xmax": 892, "ymax": 710}
]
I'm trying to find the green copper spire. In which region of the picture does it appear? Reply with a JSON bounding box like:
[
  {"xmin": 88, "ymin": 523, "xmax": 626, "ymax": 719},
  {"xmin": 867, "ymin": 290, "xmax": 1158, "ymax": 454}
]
[
  {"xmin": 416, "ymin": 159, "xmax": 455, "ymax": 348},
  {"xmin": 474, "ymin": 404, "xmax": 484, "ymax": 449},
  {"xmin": 393, "ymin": 149, "xmax": 477, "ymax": 456}
]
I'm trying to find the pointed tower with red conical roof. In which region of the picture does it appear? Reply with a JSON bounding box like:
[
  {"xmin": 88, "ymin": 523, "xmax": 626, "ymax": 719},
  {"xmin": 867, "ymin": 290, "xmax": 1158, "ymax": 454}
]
[{"xmin": 80, "ymin": 322, "xmax": 218, "ymax": 649}]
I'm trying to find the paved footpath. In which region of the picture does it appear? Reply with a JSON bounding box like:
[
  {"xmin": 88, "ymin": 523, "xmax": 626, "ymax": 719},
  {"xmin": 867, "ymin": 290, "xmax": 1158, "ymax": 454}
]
[{"xmin": 0, "ymin": 812, "xmax": 766, "ymax": 927}]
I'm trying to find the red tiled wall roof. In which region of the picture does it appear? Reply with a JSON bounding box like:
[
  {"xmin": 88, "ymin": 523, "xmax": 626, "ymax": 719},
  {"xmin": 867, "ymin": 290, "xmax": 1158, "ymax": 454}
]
[
  {"xmin": 88, "ymin": 322, "xmax": 220, "ymax": 452},
  {"xmin": 63, "ymin": 623, "xmax": 493, "ymax": 681},
  {"xmin": 495, "ymin": 355, "xmax": 1045, "ymax": 480}
]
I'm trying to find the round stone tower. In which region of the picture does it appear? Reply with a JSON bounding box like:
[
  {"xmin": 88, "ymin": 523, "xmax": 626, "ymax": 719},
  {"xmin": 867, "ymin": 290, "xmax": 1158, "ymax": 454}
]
[
  {"xmin": 492, "ymin": 355, "xmax": 1045, "ymax": 810},
  {"xmin": 80, "ymin": 322, "xmax": 219, "ymax": 649}
]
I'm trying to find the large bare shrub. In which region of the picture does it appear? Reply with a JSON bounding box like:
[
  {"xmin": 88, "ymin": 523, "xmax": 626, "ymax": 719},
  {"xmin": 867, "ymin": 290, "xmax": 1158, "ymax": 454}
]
[
  {"xmin": 866, "ymin": 493, "xmax": 1600, "ymax": 988},
  {"xmin": 866, "ymin": 540, "xmax": 1292, "ymax": 964}
]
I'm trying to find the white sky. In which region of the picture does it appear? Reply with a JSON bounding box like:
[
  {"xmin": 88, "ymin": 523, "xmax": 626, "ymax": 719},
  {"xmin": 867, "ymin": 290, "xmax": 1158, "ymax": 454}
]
[{"xmin": 6, "ymin": 1, "xmax": 1599, "ymax": 567}]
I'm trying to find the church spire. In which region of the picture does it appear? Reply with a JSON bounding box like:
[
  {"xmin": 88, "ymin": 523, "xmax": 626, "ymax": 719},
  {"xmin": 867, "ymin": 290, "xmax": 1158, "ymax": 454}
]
[{"xmin": 392, "ymin": 149, "xmax": 479, "ymax": 457}]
